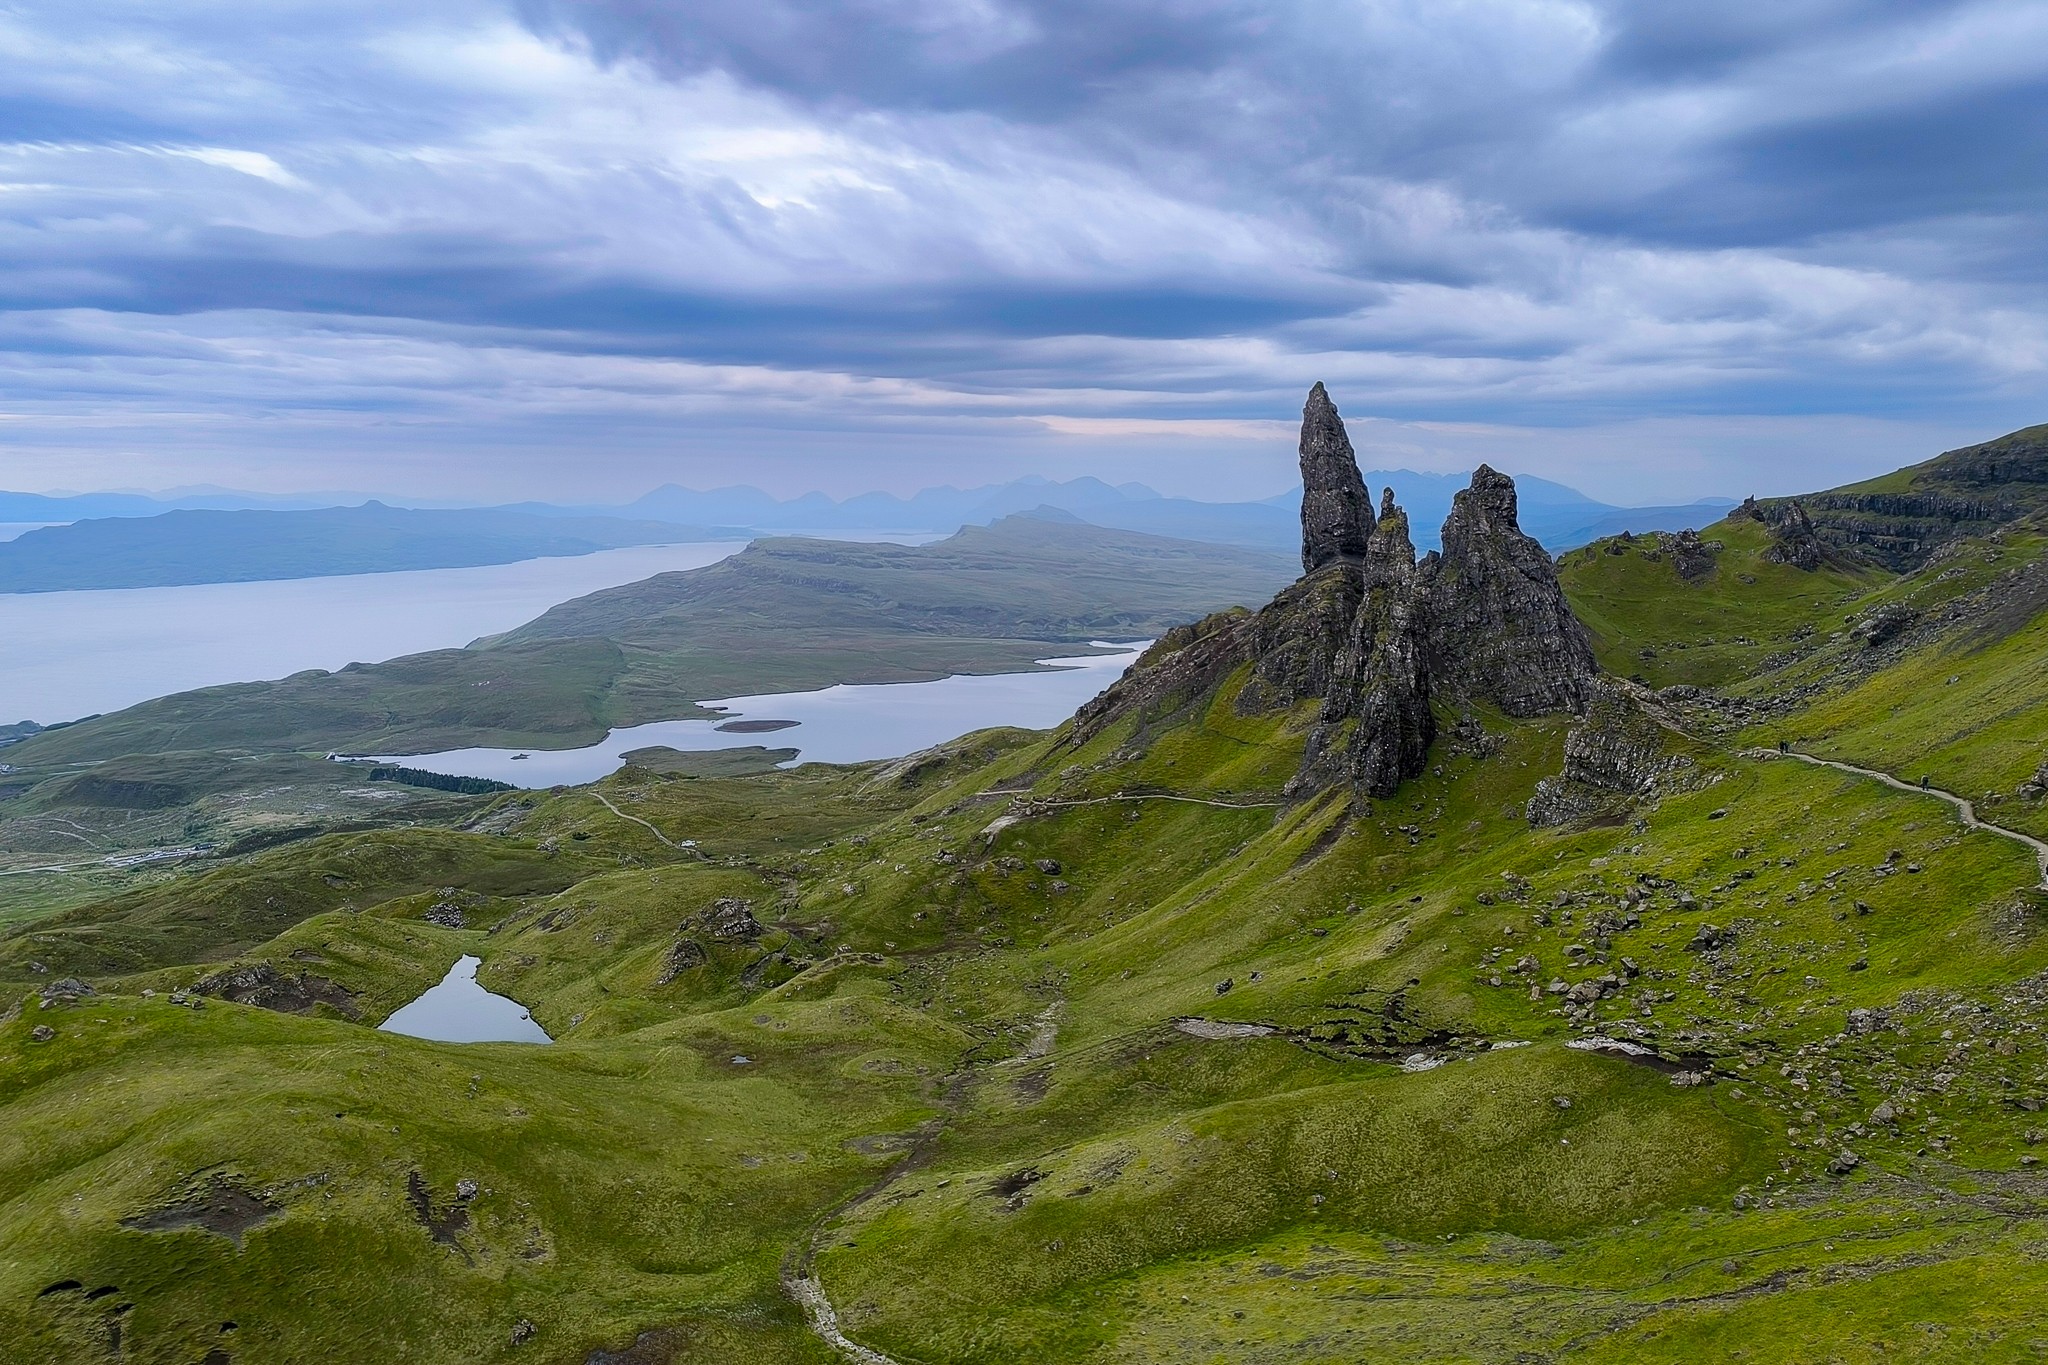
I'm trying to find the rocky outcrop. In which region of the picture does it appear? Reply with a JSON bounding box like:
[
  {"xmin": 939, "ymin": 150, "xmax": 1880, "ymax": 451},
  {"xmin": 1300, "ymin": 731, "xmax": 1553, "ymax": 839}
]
[
  {"xmin": 1761, "ymin": 499, "xmax": 1826, "ymax": 570},
  {"xmin": 1659, "ymin": 529, "xmax": 1719, "ymax": 581},
  {"xmin": 1297, "ymin": 382, "xmax": 1373, "ymax": 574},
  {"xmin": 193, "ymin": 962, "xmax": 360, "ymax": 1018},
  {"xmin": 1425, "ymin": 465, "xmax": 1597, "ymax": 717},
  {"xmin": 1527, "ymin": 683, "xmax": 1693, "ymax": 826},
  {"xmin": 1750, "ymin": 426, "xmax": 2048, "ymax": 571},
  {"xmin": 1075, "ymin": 387, "xmax": 1607, "ymax": 803}
]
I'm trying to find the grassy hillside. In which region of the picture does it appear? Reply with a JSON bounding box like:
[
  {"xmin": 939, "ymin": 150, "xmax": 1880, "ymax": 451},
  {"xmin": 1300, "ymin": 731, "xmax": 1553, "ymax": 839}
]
[
  {"xmin": 12, "ymin": 441, "xmax": 2048, "ymax": 1362},
  {"xmin": 8, "ymin": 618, "xmax": 2048, "ymax": 1360}
]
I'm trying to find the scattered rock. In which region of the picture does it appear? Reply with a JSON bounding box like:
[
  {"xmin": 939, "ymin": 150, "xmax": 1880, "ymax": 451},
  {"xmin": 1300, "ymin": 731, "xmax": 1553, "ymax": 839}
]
[
  {"xmin": 1851, "ymin": 603, "xmax": 1917, "ymax": 648},
  {"xmin": 29, "ymin": 1024, "xmax": 54, "ymax": 1042},
  {"xmin": 694, "ymin": 898, "xmax": 764, "ymax": 942},
  {"xmin": 423, "ymin": 901, "xmax": 465, "ymax": 929}
]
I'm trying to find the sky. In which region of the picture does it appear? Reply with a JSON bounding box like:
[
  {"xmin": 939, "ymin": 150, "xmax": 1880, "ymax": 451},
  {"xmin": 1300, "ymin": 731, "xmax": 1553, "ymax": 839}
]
[{"xmin": 1, "ymin": 0, "xmax": 2044, "ymax": 506}]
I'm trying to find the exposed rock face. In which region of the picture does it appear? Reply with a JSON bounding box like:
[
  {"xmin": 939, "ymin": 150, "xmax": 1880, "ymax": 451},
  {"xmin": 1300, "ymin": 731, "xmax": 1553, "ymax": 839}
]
[
  {"xmin": 1297, "ymin": 492, "xmax": 1434, "ymax": 796},
  {"xmin": 695, "ymin": 897, "xmax": 764, "ymax": 942},
  {"xmin": 1426, "ymin": 465, "xmax": 1597, "ymax": 717},
  {"xmin": 1297, "ymin": 382, "xmax": 1373, "ymax": 573},
  {"xmin": 1761, "ymin": 499, "xmax": 1826, "ymax": 570},
  {"xmin": 193, "ymin": 962, "xmax": 360, "ymax": 1019},
  {"xmin": 1527, "ymin": 683, "xmax": 1693, "ymax": 826},
  {"xmin": 1750, "ymin": 426, "xmax": 2048, "ymax": 571},
  {"xmin": 1659, "ymin": 529, "xmax": 1719, "ymax": 581},
  {"xmin": 1076, "ymin": 389, "xmax": 1607, "ymax": 803}
]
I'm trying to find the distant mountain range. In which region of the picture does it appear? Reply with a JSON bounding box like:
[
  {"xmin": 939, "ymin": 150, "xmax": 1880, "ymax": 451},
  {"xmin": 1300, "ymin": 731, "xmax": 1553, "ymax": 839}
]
[
  {"xmin": 0, "ymin": 503, "xmax": 730, "ymax": 593},
  {"xmin": 512, "ymin": 472, "xmax": 1733, "ymax": 554},
  {"xmin": 0, "ymin": 473, "xmax": 1733, "ymax": 593}
]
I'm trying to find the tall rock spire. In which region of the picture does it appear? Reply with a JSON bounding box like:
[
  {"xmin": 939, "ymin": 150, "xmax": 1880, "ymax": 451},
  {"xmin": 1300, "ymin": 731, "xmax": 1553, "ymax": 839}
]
[
  {"xmin": 1348, "ymin": 493, "xmax": 1435, "ymax": 796},
  {"xmin": 1298, "ymin": 382, "xmax": 1373, "ymax": 574}
]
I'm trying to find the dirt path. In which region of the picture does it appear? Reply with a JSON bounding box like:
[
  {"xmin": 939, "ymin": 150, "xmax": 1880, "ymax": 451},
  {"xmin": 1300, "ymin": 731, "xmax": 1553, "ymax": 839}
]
[
  {"xmin": 784, "ymin": 1271, "xmax": 903, "ymax": 1365},
  {"xmin": 1755, "ymin": 749, "xmax": 2048, "ymax": 890},
  {"xmin": 590, "ymin": 792, "xmax": 693, "ymax": 853},
  {"xmin": 1032, "ymin": 791, "xmax": 1280, "ymax": 811}
]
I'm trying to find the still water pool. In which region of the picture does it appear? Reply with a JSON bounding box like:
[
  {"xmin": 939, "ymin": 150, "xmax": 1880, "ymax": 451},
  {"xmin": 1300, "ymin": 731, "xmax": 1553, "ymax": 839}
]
[{"xmin": 378, "ymin": 955, "xmax": 552, "ymax": 1044}]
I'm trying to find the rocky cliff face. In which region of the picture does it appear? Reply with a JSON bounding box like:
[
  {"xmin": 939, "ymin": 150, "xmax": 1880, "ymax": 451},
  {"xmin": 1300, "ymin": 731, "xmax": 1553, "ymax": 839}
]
[
  {"xmin": 1075, "ymin": 386, "xmax": 1602, "ymax": 802},
  {"xmin": 1750, "ymin": 425, "xmax": 2048, "ymax": 571}
]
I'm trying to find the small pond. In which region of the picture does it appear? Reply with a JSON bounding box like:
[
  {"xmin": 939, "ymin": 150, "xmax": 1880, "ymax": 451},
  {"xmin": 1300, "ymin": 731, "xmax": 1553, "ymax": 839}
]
[{"xmin": 378, "ymin": 955, "xmax": 553, "ymax": 1044}]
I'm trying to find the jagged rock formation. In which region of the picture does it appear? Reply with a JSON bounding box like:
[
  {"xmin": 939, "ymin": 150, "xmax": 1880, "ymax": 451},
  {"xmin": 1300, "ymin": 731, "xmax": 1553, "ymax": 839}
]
[
  {"xmin": 1347, "ymin": 497, "xmax": 1438, "ymax": 795},
  {"xmin": 1076, "ymin": 387, "xmax": 1604, "ymax": 802},
  {"xmin": 1426, "ymin": 466, "xmax": 1598, "ymax": 717},
  {"xmin": 1297, "ymin": 382, "xmax": 1373, "ymax": 573},
  {"xmin": 1761, "ymin": 499, "xmax": 1826, "ymax": 571},
  {"xmin": 1659, "ymin": 529, "xmax": 1720, "ymax": 581}
]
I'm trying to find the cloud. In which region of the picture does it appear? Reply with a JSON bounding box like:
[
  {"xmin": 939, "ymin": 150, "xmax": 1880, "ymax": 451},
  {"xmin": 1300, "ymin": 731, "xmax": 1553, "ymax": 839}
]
[{"xmin": 0, "ymin": 0, "xmax": 2041, "ymax": 502}]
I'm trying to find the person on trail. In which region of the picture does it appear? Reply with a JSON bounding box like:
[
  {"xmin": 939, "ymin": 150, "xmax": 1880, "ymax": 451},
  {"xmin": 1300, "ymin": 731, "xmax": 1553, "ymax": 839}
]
[
  {"xmin": 1778, "ymin": 740, "xmax": 1789, "ymax": 755},
  {"xmin": 1921, "ymin": 775, "xmax": 1930, "ymax": 790}
]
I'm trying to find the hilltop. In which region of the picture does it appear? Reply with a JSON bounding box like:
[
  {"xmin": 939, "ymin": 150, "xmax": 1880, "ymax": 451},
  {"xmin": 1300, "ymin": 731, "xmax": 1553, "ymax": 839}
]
[{"xmin": 5, "ymin": 399, "xmax": 2048, "ymax": 1363}]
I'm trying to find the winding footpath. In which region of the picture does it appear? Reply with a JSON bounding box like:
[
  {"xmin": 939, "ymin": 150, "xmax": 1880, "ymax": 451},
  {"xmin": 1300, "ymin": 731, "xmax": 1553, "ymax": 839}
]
[
  {"xmin": 1755, "ymin": 749, "xmax": 2048, "ymax": 890},
  {"xmin": 590, "ymin": 792, "xmax": 694, "ymax": 853}
]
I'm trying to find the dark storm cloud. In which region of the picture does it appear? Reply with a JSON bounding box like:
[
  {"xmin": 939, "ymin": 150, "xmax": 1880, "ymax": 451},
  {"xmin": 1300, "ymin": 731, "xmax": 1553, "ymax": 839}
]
[{"xmin": 0, "ymin": 0, "xmax": 2042, "ymax": 501}]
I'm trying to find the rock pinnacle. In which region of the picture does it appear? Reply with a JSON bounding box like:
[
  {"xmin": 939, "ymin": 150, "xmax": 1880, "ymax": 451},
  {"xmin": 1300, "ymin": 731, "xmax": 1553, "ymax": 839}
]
[{"xmin": 1298, "ymin": 382, "xmax": 1373, "ymax": 574}]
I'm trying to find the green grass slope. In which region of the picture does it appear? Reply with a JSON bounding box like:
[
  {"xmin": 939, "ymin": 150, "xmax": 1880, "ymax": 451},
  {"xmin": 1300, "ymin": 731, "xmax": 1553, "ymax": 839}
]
[
  {"xmin": 15, "ymin": 446, "xmax": 2048, "ymax": 1362},
  {"xmin": 10, "ymin": 645, "xmax": 2048, "ymax": 1361}
]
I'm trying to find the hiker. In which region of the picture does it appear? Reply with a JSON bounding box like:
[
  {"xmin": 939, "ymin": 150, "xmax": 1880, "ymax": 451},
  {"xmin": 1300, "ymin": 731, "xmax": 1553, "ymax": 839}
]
[{"xmin": 1921, "ymin": 775, "xmax": 1930, "ymax": 791}]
